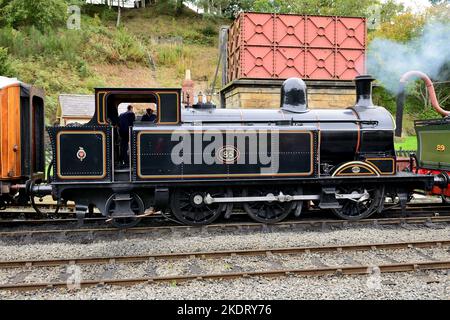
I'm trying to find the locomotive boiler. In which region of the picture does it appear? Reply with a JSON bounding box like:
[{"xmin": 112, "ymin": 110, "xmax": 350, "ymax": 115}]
[{"xmin": 26, "ymin": 74, "xmax": 432, "ymax": 227}]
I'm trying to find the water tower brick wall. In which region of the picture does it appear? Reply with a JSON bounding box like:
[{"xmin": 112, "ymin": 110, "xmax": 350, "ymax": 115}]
[{"xmin": 221, "ymin": 79, "xmax": 355, "ymax": 109}]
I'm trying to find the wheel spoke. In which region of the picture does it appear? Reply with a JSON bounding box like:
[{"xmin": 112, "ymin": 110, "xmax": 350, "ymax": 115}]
[
  {"xmin": 332, "ymin": 186, "xmax": 381, "ymax": 220},
  {"xmin": 243, "ymin": 188, "xmax": 295, "ymax": 223},
  {"xmin": 171, "ymin": 188, "xmax": 225, "ymax": 225}
]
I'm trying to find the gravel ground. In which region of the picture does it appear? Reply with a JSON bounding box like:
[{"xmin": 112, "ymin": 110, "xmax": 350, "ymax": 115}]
[
  {"xmin": 0, "ymin": 247, "xmax": 448, "ymax": 284},
  {"xmin": 0, "ymin": 224, "xmax": 449, "ymax": 299},
  {"xmin": 0, "ymin": 224, "xmax": 449, "ymax": 261}
]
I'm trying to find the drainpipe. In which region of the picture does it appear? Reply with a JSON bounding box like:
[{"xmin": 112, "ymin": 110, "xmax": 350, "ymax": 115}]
[{"xmin": 395, "ymin": 70, "xmax": 449, "ymax": 137}]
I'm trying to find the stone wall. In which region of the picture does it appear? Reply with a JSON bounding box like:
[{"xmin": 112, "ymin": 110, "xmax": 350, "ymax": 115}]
[{"xmin": 220, "ymin": 79, "xmax": 356, "ymax": 109}]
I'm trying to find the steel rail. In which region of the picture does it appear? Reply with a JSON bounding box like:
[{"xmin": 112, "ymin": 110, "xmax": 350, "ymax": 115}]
[
  {"xmin": 0, "ymin": 260, "xmax": 449, "ymax": 291},
  {"xmin": 0, "ymin": 239, "xmax": 448, "ymax": 269},
  {"xmin": 1, "ymin": 216, "xmax": 450, "ymax": 238},
  {"xmin": 0, "ymin": 202, "xmax": 448, "ymax": 226}
]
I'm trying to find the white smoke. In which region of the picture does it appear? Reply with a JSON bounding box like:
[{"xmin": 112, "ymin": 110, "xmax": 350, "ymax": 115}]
[{"xmin": 367, "ymin": 22, "xmax": 450, "ymax": 93}]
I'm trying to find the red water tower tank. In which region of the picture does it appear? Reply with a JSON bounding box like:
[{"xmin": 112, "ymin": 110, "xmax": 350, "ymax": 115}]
[{"xmin": 227, "ymin": 12, "xmax": 366, "ymax": 82}]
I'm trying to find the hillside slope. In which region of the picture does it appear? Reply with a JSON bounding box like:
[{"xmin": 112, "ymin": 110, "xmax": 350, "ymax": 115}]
[{"xmin": 0, "ymin": 4, "xmax": 229, "ymax": 122}]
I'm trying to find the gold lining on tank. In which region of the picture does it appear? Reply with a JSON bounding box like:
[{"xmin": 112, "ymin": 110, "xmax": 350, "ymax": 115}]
[
  {"xmin": 366, "ymin": 158, "xmax": 395, "ymax": 175},
  {"xmin": 56, "ymin": 131, "xmax": 107, "ymax": 180},
  {"xmin": 332, "ymin": 161, "xmax": 381, "ymax": 177},
  {"xmin": 136, "ymin": 130, "xmax": 314, "ymax": 179}
]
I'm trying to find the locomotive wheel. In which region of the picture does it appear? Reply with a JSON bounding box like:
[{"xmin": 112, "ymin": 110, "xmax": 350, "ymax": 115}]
[
  {"xmin": 170, "ymin": 188, "xmax": 226, "ymax": 226},
  {"xmin": 242, "ymin": 187, "xmax": 296, "ymax": 223},
  {"xmin": 105, "ymin": 193, "xmax": 144, "ymax": 229},
  {"xmin": 331, "ymin": 186, "xmax": 383, "ymax": 221}
]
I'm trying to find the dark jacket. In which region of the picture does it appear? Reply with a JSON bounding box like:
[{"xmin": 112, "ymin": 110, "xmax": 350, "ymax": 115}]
[
  {"xmin": 118, "ymin": 111, "xmax": 135, "ymax": 135},
  {"xmin": 141, "ymin": 113, "xmax": 157, "ymax": 122}
]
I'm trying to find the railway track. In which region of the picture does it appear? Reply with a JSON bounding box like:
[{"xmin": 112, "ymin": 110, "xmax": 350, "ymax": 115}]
[
  {"xmin": 0, "ymin": 239, "xmax": 449, "ymax": 291},
  {"xmin": 1, "ymin": 215, "xmax": 449, "ymax": 240},
  {"xmin": 0, "ymin": 201, "xmax": 449, "ymax": 226}
]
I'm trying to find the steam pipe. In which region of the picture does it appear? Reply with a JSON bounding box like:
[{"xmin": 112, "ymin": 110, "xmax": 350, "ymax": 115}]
[{"xmin": 395, "ymin": 70, "xmax": 449, "ymax": 137}]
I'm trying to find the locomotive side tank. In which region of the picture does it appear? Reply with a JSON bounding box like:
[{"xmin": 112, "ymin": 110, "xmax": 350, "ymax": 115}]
[{"xmin": 36, "ymin": 75, "xmax": 433, "ymax": 227}]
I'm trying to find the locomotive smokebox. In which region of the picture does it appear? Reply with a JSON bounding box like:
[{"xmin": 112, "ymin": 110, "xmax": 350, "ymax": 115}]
[
  {"xmin": 355, "ymin": 75, "xmax": 375, "ymax": 108},
  {"xmin": 280, "ymin": 78, "xmax": 308, "ymax": 113}
]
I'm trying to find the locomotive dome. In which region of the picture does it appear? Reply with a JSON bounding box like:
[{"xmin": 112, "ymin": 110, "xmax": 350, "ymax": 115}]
[{"xmin": 280, "ymin": 78, "xmax": 308, "ymax": 113}]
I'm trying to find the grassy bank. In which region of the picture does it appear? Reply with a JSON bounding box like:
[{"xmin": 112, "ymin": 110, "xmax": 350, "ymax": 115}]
[
  {"xmin": 0, "ymin": 4, "xmax": 228, "ymax": 123},
  {"xmin": 395, "ymin": 135, "xmax": 417, "ymax": 151}
]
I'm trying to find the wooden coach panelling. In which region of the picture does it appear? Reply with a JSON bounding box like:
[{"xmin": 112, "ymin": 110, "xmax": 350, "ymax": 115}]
[{"xmin": 0, "ymin": 85, "xmax": 21, "ymax": 180}]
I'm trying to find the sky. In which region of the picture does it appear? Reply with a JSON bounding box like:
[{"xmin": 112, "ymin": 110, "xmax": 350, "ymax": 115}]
[{"xmin": 394, "ymin": 0, "xmax": 433, "ymax": 12}]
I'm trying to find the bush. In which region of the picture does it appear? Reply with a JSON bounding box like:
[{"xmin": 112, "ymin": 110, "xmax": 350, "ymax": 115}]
[
  {"xmin": 155, "ymin": 44, "xmax": 193, "ymax": 67},
  {"xmin": 200, "ymin": 25, "xmax": 218, "ymax": 37},
  {"xmin": 108, "ymin": 28, "xmax": 146, "ymax": 63},
  {"xmin": 82, "ymin": 3, "xmax": 116, "ymax": 21},
  {"xmin": 0, "ymin": 0, "xmax": 68, "ymax": 31},
  {"xmin": 154, "ymin": 0, "xmax": 177, "ymax": 15},
  {"xmin": 0, "ymin": 47, "xmax": 15, "ymax": 77},
  {"xmin": 0, "ymin": 27, "xmax": 86, "ymax": 64}
]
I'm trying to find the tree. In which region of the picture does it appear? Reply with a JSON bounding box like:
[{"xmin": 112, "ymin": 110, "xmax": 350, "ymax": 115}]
[
  {"xmin": 0, "ymin": 0, "xmax": 68, "ymax": 31},
  {"xmin": 176, "ymin": 0, "xmax": 184, "ymax": 15},
  {"xmin": 368, "ymin": 12, "xmax": 426, "ymax": 42},
  {"xmin": 116, "ymin": 0, "xmax": 122, "ymax": 27},
  {"xmin": 248, "ymin": 0, "xmax": 380, "ymax": 16},
  {"xmin": 0, "ymin": 47, "xmax": 15, "ymax": 77}
]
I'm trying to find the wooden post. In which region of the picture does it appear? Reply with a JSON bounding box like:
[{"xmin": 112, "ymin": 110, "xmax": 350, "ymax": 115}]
[
  {"xmin": 219, "ymin": 26, "xmax": 229, "ymax": 87},
  {"xmin": 116, "ymin": 0, "xmax": 122, "ymax": 28}
]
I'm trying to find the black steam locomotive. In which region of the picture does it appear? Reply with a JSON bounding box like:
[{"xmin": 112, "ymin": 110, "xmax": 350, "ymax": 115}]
[{"xmin": 20, "ymin": 74, "xmax": 432, "ymax": 228}]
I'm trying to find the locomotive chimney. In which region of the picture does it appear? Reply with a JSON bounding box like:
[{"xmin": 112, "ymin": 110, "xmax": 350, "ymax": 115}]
[{"xmin": 354, "ymin": 75, "xmax": 375, "ymax": 108}]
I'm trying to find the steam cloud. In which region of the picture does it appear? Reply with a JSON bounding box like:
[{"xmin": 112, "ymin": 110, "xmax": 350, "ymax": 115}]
[{"xmin": 367, "ymin": 22, "xmax": 450, "ymax": 93}]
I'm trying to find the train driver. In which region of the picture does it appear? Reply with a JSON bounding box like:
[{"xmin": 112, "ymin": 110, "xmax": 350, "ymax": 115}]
[
  {"xmin": 118, "ymin": 105, "xmax": 136, "ymax": 166},
  {"xmin": 141, "ymin": 108, "xmax": 157, "ymax": 122}
]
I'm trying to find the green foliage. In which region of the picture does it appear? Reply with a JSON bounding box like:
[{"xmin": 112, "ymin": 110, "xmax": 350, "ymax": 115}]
[
  {"xmin": 155, "ymin": 0, "xmax": 176, "ymax": 14},
  {"xmin": 223, "ymin": 0, "xmax": 379, "ymax": 16},
  {"xmin": 379, "ymin": 0, "xmax": 405, "ymax": 24},
  {"xmin": 83, "ymin": 3, "xmax": 117, "ymax": 21},
  {"xmin": 0, "ymin": 26, "xmax": 87, "ymax": 66},
  {"xmin": 395, "ymin": 135, "xmax": 417, "ymax": 151},
  {"xmin": 110, "ymin": 28, "xmax": 146, "ymax": 63},
  {"xmin": 373, "ymin": 85, "xmax": 396, "ymax": 114},
  {"xmin": 201, "ymin": 24, "xmax": 218, "ymax": 37},
  {"xmin": 0, "ymin": 0, "xmax": 68, "ymax": 31},
  {"xmin": 155, "ymin": 44, "xmax": 193, "ymax": 66},
  {"xmin": 0, "ymin": 46, "xmax": 15, "ymax": 76},
  {"xmin": 369, "ymin": 12, "xmax": 426, "ymax": 42},
  {"xmin": 222, "ymin": 0, "xmax": 253, "ymax": 18}
]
